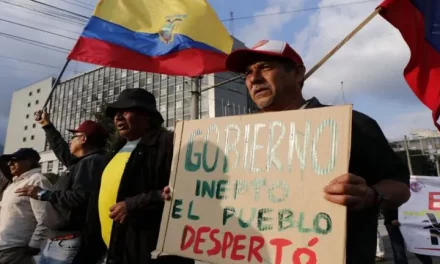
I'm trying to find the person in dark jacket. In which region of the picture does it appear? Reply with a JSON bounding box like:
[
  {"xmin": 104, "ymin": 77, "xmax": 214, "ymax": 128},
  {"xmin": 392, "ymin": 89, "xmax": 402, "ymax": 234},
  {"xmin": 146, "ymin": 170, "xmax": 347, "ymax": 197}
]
[
  {"xmin": 73, "ymin": 89, "xmax": 193, "ymax": 264},
  {"xmin": 16, "ymin": 112, "xmax": 109, "ymax": 264},
  {"xmin": 382, "ymin": 209, "xmax": 433, "ymax": 264}
]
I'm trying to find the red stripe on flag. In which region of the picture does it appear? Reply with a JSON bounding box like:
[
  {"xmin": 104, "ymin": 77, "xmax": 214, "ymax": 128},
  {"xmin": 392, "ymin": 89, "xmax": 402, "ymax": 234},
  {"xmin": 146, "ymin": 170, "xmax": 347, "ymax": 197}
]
[
  {"xmin": 68, "ymin": 37, "xmax": 228, "ymax": 77},
  {"xmin": 379, "ymin": 0, "xmax": 440, "ymax": 130}
]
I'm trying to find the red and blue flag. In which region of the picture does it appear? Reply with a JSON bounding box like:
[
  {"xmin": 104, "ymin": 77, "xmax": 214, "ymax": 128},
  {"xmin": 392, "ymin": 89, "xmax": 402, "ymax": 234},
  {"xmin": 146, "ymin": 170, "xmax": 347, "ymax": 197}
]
[{"xmin": 379, "ymin": 0, "xmax": 440, "ymax": 129}]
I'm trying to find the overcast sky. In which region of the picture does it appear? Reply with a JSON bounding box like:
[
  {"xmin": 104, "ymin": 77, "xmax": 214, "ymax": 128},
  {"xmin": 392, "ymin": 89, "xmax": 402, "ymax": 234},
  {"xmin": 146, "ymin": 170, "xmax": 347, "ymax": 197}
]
[{"xmin": 0, "ymin": 0, "xmax": 436, "ymax": 144}]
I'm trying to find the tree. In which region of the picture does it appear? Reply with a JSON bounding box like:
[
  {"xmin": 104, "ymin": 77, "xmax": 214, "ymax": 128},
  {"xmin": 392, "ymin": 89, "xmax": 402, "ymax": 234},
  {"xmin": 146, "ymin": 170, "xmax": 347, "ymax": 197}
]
[
  {"xmin": 394, "ymin": 149, "xmax": 437, "ymax": 176},
  {"xmin": 93, "ymin": 103, "xmax": 119, "ymax": 153}
]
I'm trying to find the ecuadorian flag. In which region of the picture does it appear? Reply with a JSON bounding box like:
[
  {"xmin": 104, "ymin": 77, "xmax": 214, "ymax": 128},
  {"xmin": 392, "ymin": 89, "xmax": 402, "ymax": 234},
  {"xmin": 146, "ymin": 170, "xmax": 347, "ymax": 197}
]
[{"xmin": 68, "ymin": 0, "xmax": 233, "ymax": 76}]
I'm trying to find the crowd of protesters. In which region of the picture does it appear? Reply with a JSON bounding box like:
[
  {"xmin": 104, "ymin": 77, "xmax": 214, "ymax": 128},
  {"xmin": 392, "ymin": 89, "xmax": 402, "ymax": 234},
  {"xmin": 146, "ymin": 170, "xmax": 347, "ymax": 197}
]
[{"xmin": 0, "ymin": 40, "xmax": 416, "ymax": 264}]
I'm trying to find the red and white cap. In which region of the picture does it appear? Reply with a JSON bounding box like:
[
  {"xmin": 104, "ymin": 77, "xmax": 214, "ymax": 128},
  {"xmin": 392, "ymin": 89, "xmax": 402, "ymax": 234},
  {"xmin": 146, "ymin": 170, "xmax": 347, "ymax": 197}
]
[{"xmin": 225, "ymin": 40, "xmax": 304, "ymax": 73}]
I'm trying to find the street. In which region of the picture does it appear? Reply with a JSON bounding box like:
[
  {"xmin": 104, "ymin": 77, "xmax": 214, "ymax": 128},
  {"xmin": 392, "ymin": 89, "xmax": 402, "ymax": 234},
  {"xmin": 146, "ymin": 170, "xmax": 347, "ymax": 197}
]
[{"xmin": 378, "ymin": 221, "xmax": 440, "ymax": 264}]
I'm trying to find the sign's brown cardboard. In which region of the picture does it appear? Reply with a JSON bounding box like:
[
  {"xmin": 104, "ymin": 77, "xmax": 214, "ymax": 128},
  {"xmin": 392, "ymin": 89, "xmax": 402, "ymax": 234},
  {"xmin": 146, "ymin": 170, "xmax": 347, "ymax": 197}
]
[{"xmin": 153, "ymin": 105, "xmax": 352, "ymax": 264}]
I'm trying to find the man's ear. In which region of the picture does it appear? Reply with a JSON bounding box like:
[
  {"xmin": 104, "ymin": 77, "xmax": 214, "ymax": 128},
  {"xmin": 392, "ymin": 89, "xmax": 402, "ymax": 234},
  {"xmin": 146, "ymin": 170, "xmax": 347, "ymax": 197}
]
[{"xmin": 295, "ymin": 65, "xmax": 306, "ymax": 86}]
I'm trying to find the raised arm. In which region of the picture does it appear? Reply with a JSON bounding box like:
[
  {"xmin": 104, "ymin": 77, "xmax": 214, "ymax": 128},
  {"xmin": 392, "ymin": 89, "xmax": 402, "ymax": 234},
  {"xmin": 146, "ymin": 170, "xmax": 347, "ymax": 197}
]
[{"xmin": 35, "ymin": 110, "xmax": 74, "ymax": 166}]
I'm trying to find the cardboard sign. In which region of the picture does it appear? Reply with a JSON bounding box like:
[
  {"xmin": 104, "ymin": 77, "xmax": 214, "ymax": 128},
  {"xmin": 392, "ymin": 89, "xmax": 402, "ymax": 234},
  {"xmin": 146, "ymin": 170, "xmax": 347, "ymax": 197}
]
[{"xmin": 153, "ymin": 105, "xmax": 352, "ymax": 264}]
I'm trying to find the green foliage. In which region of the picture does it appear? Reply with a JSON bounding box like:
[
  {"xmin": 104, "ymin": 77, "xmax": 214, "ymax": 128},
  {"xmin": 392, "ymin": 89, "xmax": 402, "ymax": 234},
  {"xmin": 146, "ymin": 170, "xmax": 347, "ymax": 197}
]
[{"xmin": 93, "ymin": 103, "xmax": 119, "ymax": 153}]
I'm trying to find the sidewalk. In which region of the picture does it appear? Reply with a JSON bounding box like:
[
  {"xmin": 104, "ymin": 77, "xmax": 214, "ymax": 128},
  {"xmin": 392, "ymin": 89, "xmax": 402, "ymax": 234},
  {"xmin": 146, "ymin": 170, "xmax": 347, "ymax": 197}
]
[{"xmin": 378, "ymin": 220, "xmax": 440, "ymax": 264}]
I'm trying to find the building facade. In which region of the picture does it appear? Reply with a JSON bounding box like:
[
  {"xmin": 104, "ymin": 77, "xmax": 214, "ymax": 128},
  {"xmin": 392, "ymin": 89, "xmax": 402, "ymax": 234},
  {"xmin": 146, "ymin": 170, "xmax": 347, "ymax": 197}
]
[
  {"xmin": 4, "ymin": 77, "xmax": 54, "ymax": 154},
  {"xmin": 6, "ymin": 39, "xmax": 257, "ymax": 174}
]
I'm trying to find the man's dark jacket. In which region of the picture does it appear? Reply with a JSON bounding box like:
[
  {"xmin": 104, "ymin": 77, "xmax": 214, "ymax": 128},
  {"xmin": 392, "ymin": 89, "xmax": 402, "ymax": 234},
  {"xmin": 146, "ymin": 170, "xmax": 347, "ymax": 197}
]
[
  {"xmin": 305, "ymin": 98, "xmax": 410, "ymax": 264},
  {"xmin": 73, "ymin": 128, "xmax": 194, "ymax": 264},
  {"xmin": 42, "ymin": 124, "xmax": 108, "ymax": 236}
]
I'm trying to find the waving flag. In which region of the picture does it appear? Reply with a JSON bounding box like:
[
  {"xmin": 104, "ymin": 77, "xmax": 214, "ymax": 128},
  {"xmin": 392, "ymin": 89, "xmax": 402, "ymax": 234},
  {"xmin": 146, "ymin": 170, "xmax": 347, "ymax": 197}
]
[
  {"xmin": 68, "ymin": 0, "xmax": 233, "ymax": 76},
  {"xmin": 378, "ymin": 0, "xmax": 440, "ymax": 129}
]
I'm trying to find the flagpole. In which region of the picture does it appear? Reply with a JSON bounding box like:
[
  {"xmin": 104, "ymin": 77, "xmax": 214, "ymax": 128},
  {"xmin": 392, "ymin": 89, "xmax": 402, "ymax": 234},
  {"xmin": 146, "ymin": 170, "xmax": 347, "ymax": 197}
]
[
  {"xmin": 190, "ymin": 76, "xmax": 202, "ymax": 120},
  {"xmin": 43, "ymin": 59, "xmax": 71, "ymax": 111},
  {"xmin": 304, "ymin": 7, "xmax": 382, "ymax": 80}
]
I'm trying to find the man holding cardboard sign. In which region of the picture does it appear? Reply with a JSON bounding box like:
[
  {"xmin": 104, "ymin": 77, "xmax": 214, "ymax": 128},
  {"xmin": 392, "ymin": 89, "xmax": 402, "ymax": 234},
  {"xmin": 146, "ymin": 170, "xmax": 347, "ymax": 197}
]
[{"xmin": 162, "ymin": 40, "xmax": 410, "ymax": 263}]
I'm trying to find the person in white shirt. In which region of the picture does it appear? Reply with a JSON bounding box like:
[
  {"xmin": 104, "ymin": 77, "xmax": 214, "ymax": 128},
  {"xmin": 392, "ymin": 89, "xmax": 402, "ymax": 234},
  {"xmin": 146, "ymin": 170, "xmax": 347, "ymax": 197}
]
[{"xmin": 0, "ymin": 148, "xmax": 52, "ymax": 264}]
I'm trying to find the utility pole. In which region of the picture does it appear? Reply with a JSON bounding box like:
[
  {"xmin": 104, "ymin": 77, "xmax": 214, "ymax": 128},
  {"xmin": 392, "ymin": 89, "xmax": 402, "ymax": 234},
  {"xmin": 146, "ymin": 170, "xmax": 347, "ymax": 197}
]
[
  {"xmin": 341, "ymin": 81, "xmax": 346, "ymax": 104},
  {"xmin": 230, "ymin": 11, "xmax": 234, "ymax": 36},
  {"xmin": 404, "ymin": 135, "xmax": 414, "ymax": 175},
  {"xmin": 190, "ymin": 76, "xmax": 201, "ymax": 120}
]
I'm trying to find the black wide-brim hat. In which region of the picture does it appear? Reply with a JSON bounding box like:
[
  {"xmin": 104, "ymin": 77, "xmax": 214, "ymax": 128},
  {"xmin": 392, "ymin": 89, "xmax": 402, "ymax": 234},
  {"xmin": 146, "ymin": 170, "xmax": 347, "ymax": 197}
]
[{"xmin": 105, "ymin": 88, "xmax": 164, "ymax": 123}]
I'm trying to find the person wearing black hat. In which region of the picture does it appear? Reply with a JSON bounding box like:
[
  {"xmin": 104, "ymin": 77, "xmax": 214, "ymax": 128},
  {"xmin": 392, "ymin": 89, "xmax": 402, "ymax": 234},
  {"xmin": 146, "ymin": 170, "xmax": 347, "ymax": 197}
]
[
  {"xmin": 15, "ymin": 113, "xmax": 109, "ymax": 264},
  {"xmin": 0, "ymin": 148, "xmax": 52, "ymax": 264},
  {"xmin": 73, "ymin": 88, "xmax": 193, "ymax": 264}
]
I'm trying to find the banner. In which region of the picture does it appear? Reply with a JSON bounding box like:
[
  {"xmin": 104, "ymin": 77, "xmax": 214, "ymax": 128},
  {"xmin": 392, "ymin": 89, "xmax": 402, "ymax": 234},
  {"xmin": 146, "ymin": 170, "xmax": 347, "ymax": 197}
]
[
  {"xmin": 399, "ymin": 175, "xmax": 440, "ymax": 256},
  {"xmin": 153, "ymin": 105, "xmax": 353, "ymax": 264}
]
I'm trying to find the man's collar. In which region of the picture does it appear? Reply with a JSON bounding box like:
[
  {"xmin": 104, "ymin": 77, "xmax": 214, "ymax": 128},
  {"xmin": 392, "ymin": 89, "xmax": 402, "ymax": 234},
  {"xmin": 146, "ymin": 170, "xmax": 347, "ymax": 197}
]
[
  {"xmin": 71, "ymin": 149, "xmax": 106, "ymax": 163},
  {"xmin": 13, "ymin": 168, "xmax": 41, "ymax": 182}
]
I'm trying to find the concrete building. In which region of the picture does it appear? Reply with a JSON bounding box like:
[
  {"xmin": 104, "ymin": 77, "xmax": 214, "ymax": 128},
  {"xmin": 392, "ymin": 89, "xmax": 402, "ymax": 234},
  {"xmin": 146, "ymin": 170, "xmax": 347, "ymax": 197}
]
[
  {"xmin": 4, "ymin": 77, "xmax": 54, "ymax": 154},
  {"xmin": 3, "ymin": 38, "xmax": 257, "ymax": 174}
]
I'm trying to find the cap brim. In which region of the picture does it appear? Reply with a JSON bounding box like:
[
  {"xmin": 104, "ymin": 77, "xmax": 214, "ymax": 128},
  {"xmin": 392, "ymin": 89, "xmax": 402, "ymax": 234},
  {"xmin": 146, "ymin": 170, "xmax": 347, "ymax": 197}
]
[
  {"xmin": 0, "ymin": 154, "xmax": 14, "ymax": 161},
  {"xmin": 105, "ymin": 101, "xmax": 164, "ymax": 123},
  {"xmin": 225, "ymin": 49, "xmax": 291, "ymax": 73}
]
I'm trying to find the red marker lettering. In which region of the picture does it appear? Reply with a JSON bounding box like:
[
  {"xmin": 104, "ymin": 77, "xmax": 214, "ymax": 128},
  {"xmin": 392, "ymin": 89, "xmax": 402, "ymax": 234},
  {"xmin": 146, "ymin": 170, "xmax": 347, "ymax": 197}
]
[
  {"xmin": 270, "ymin": 238, "xmax": 292, "ymax": 264},
  {"xmin": 231, "ymin": 235, "xmax": 246, "ymax": 260},
  {"xmin": 194, "ymin": 226, "xmax": 210, "ymax": 254},
  {"xmin": 221, "ymin": 232, "xmax": 234, "ymax": 258},
  {"xmin": 248, "ymin": 236, "xmax": 265, "ymax": 263},
  {"xmin": 207, "ymin": 229, "xmax": 221, "ymax": 256},
  {"xmin": 180, "ymin": 225, "xmax": 196, "ymax": 251}
]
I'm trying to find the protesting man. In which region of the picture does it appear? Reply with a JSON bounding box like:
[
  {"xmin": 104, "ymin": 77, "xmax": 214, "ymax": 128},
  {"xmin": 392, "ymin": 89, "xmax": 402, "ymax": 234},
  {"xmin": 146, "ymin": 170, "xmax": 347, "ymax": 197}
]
[
  {"xmin": 162, "ymin": 40, "xmax": 411, "ymax": 264},
  {"xmin": 0, "ymin": 148, "xmax": 51, "ymax": 264},
  {"xmin": 16, "ymin": 113, "xmax": 109, "ymax": 264},
  {"xmin": 73, "ymin": 89, "xmax": 193, "ymax": 264}
]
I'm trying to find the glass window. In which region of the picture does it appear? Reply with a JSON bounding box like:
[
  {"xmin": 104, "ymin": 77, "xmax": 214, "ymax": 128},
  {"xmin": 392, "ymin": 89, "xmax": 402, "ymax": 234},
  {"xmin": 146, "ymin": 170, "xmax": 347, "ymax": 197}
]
[
  {"xmin": 176, "ymin": 84, "xmax": 183, "ymax": 92},
  {"xmin": 29, "ymin": 92, "xmax": 32, "ymax": 96},
  {"xmin": 87, "ymin": 96, "xmax": 92, "ymax": 103},
  {"xmin": 31, "ymin": 135, "xmax": 35, "ymax": 140},
  {"xmin": 133, "ymin": 81, "xmax": 139, "ymax": 88},
  {"xmin": 147, "ymin": 77, "xmax": 152, "ymax": 84},
  {"xmin": 77, "ymin": 99, "xmax": 82, "ymax": 106},
  {"xmin": 161, "ymin": 74, "xmax": 167, "ymax": 80},
  {"xmin": 121, "ymin": 70, "xmax": 127, "ymax": 78},
  {"xmin": 109, "ymin": 89, "xmax": 114, "ymax": 96},
  {"xmin": 37, "ymin": 89, "xmax": 40, "ymax": 93},
  {"xmin": 35, "ymin": 100, "xmax": 39, "ymax": 105},
  {"xmin": 160, "ymin": 104, "xmax": 166, "ymax": 112},
  {"xmin": 26, "ymin": 114, "xmax": 29, "ymax": 119},
  {"xmin": 47, "ymin": 161, "xmax": 53, "ymax": 172},
  {"xmin": 32, "ymin": 124, "xmax": 36, "ymax": 128},
  {"xmin": 24, "ymin": 125, "xmax": 28, "ymax": 130},
  {"xmin": 23, "ymin": 137, "xmax": 26, "ymax": 142},
  {"xmin": 176, "ymin": 101, "xmax": 183, "ymax": 109}
]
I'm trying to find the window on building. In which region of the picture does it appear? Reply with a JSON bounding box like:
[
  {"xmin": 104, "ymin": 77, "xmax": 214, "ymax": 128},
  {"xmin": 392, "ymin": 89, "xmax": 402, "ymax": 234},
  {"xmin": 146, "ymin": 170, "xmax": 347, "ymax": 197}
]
[
  {"xmin": 35, "ymin": 100, "xmax": 39, "ymax": 105},
  {"xmin": 23, "ymin": 137, "xmax": 26, "ymax": 142},
  {"xmin": 31, "ymin": 135, "xmax": 35, "ymax": 140},
  {"xmin": 161, "ymin": 74, "xmax": 167, "ymax": 80},
  {"xmin": 147, "ymin": 77, "xmax": 153, "ymax": 84},
  {"xmin": 27, "ymin": 103, "xmax": 31, "ymax": 107},
  {"xmin": 176, "ymin": 84, "xmax": 183, "ymax": 92},
  {"xmin": 24, "ymin": 125, "xmax": 28, "ymax": 130},
  {"xmin": 26, "ymin": 114, "xmax": 29, "ymax": 119},
  {"xmin": 47, "ymin": 161, "xmax": 53, "ymax": 172},
  {"xmin": 58, "ymin": 161, "xmax": 64, "ymax": 171},
  {"xmin": 109, "ymin": 89, "xmax": 114, "ymax": 96},
  {"xmin": 29, "ymin": 92, "xmax": 32, "ymax": 96},
  {"xmin": 32, "ymin": 124, "xmax": 36, "ymax": 128},
  {"xmin": 37, "ymin": 88, "xmax": 41, "ymax": 93},
  {"xmin": 176, "ymin": 101, "xmax": 183, "ymax": 109}
]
